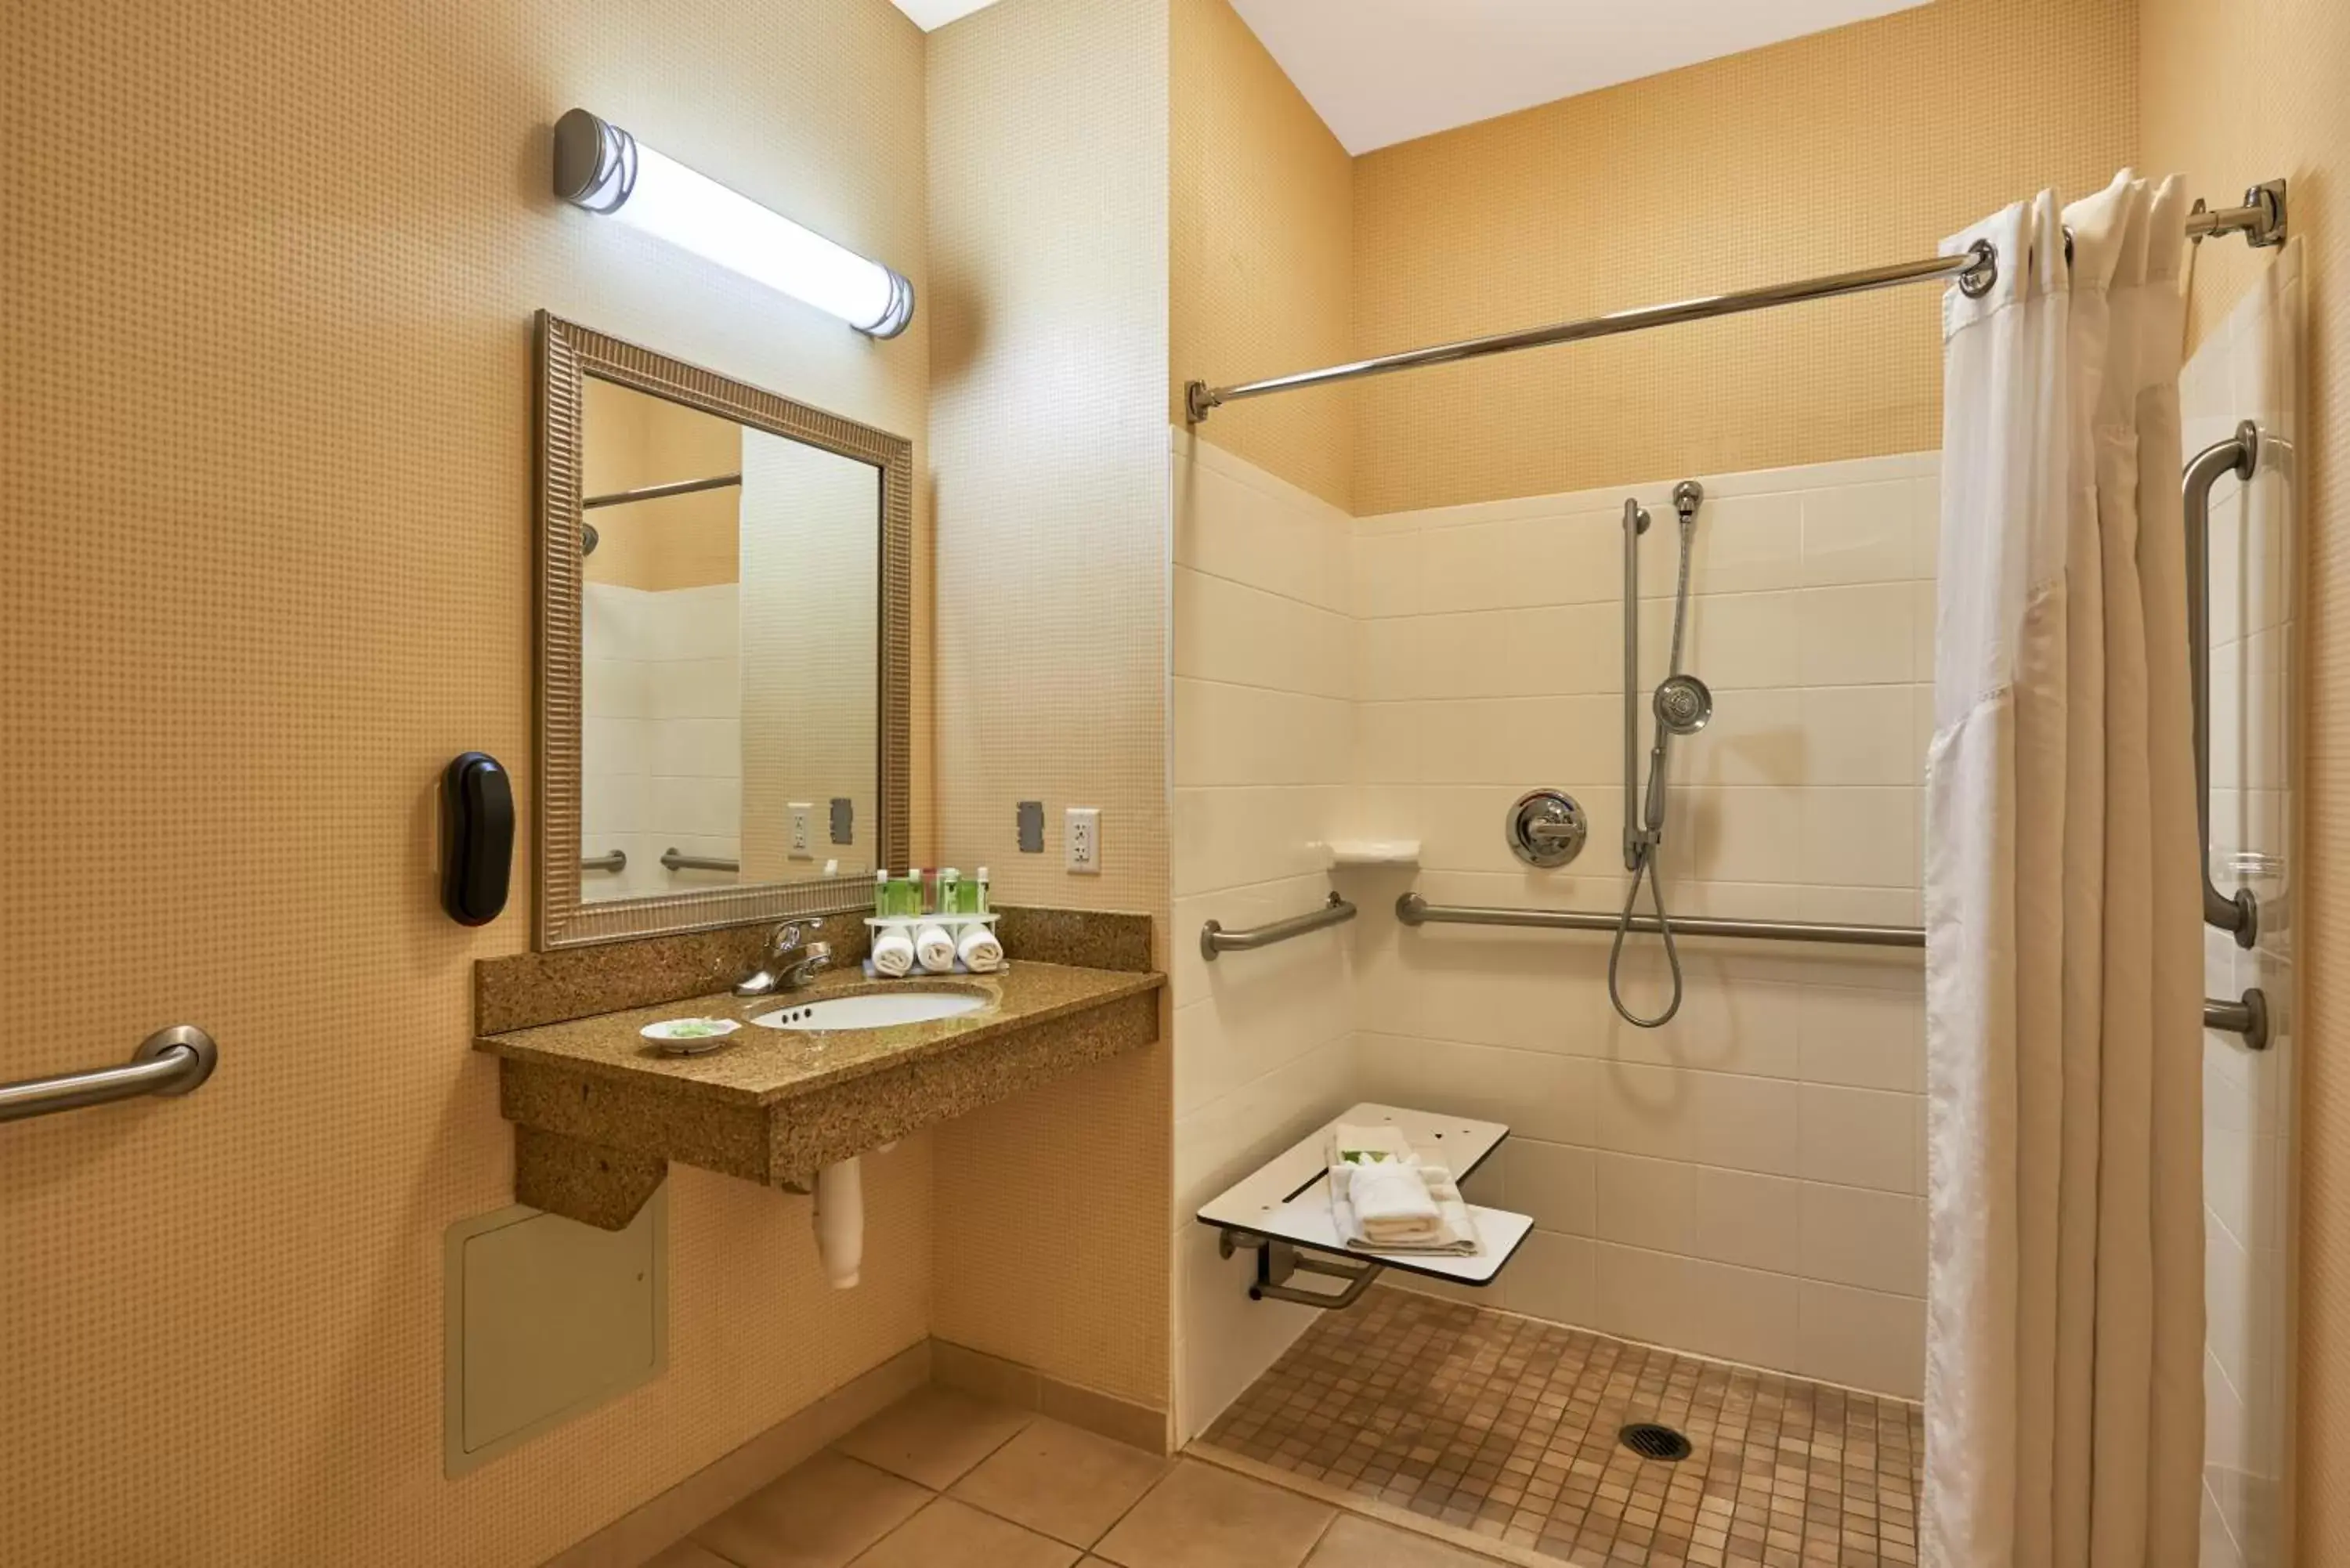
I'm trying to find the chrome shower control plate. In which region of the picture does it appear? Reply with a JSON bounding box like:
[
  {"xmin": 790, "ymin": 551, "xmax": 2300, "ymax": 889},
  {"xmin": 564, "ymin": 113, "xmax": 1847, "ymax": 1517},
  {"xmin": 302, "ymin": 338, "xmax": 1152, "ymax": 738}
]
[{"xmin": 1506, "ymin": 789, "xmax": 1588, "ymax": 869}]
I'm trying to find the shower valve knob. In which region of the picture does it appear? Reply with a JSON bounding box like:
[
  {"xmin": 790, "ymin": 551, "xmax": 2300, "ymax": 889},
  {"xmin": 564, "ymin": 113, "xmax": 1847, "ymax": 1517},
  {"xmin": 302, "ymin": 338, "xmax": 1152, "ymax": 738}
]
[{"xmin": 1506, "ymin": 789, "xmax": 1588, "ymax": 869}]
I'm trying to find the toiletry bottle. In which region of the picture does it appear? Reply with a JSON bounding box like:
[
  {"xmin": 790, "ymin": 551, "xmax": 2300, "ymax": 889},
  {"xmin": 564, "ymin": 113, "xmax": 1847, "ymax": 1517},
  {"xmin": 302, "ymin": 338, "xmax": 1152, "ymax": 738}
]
[
  {"xmin": 939, "ymin": 869, "xmax": 961, "ymax": 916},
  {"xmin": 973, "ymin": 866, "xmax": 990, "ymax": 915},
  {"xmin": 905, "ymin": 868, "xmax": 925, "ymax": 918},
  {"xmin": 874, "ymin": 869, "xmax": 888, "ymax": 919}
]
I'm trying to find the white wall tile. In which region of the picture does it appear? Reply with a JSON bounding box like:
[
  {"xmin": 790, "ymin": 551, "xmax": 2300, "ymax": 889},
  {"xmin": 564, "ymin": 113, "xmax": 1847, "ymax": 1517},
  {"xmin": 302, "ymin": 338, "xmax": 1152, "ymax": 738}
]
[
  {"xmin": 1799, "ymin": 1084, "xmax": 1918, "ymax": 1193},
  {"xmin": 1798, "ymin": 1281, "xmax": 1925, "ymax": 1397}
]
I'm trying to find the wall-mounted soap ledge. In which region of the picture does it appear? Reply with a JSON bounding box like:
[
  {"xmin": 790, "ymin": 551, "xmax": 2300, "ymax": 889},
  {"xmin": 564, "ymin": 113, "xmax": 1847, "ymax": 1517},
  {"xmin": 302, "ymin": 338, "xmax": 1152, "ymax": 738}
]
[
  {"xmin": 473, "ymin": 909, "xmax": 1161, "ymax": 1230},
  {"xmin": 1325, "ymin": 840, "xmax": 1420, "ymax": 868}
]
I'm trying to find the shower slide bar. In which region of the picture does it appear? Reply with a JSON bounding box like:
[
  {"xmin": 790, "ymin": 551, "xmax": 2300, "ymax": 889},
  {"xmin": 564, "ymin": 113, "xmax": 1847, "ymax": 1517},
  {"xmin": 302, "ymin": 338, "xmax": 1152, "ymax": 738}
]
[
  {"xmin": 1201, "ymin": 891, "xmax": 1357, "ymax": 962},
  {"xmin": 1183, "ymin": 182, "xmax": 2285, "ymax": 423},
  {"xmin": 0, "ymin": 1025, "xmax": 219, "ymax": 1126},
  {"xmin": 1396, "ymin": 894, "xmax": 2271, "ymax": 1050},
  {"xmin": 661, "ymin": 847, "xmax": 740, "ymax": 873}
]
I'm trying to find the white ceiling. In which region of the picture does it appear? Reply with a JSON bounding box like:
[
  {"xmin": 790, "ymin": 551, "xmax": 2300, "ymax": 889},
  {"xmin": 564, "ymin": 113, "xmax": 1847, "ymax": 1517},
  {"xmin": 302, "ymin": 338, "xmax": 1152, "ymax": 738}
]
[
  {"xmin": 891, "ymin": 0, "xmax": 1931, "ymax": 155},
  {"xmin": 1224, "ymin": 0, "xmax": 1930, "ymax": 154},
  {"xmin": 889, "ymin": 0, "xmax": 1001, "ymax": 30}
]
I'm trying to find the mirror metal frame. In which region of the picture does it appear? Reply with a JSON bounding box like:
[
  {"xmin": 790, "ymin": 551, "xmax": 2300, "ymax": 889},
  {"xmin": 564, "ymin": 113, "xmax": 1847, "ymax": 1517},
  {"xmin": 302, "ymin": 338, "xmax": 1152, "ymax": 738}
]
[{"xmin": 533, "ymin": 311, "xmax": 911, "ymax": 949}]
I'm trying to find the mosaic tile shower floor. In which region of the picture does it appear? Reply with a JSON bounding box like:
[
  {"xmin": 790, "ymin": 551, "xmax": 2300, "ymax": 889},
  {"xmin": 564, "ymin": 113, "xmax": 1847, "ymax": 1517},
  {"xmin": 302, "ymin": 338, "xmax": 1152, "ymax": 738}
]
[{"xmin": 1197, "ymin": 1288, "xmax": 1924, "ymax": 1567}]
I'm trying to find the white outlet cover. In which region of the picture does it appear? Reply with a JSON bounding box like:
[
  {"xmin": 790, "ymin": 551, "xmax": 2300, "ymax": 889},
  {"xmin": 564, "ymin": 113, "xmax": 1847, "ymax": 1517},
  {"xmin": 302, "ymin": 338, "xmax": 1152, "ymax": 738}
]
[
  {"xmin": 788, "ymin": 803, "xmax": 814, "ymax": 860},
  {"xmin": 1065, "ymin": 807, "xmax": 1101, "ymax": 875}
]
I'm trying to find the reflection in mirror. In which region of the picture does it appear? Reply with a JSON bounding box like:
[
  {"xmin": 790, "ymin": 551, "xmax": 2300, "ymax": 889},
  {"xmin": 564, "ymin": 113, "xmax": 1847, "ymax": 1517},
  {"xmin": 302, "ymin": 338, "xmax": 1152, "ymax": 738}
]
[{"xmin": 577, "ymin": 376, "xmax": 880, "ymax": 906}]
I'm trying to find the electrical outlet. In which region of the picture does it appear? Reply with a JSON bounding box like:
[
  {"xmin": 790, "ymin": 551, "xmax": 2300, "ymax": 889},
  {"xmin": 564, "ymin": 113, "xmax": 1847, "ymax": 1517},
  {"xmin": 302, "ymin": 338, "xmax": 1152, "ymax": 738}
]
[
  {"xmin": 787, "ymin": 803, "xmax": 814, "ymax": 860},
  {"xmin": 1065, "ymin": 807, "xmax": 1101, "ymax": 875}
]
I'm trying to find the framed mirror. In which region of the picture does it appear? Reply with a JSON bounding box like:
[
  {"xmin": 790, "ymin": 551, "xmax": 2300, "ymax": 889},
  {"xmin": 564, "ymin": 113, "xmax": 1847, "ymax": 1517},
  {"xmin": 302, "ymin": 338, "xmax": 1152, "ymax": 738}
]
[{"xmin": 534, "ymin": 313, "xmax": 910, "ymax": 948}]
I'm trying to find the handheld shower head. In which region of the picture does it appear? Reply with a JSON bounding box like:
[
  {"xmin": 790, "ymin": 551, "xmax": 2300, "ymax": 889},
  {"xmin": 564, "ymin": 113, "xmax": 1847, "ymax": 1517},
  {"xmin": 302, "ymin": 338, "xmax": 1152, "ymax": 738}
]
[{"xmin": 1654, "ymin": 673, "xmax": 1712, "ymax": 736}]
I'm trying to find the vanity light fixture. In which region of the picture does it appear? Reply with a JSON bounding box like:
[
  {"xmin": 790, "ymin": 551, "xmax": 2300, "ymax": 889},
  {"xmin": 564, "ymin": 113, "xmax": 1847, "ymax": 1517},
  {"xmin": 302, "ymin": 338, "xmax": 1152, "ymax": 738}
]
[{"xmin": 551, "ymin": 108, "xmax": 914, "ymax": 339}]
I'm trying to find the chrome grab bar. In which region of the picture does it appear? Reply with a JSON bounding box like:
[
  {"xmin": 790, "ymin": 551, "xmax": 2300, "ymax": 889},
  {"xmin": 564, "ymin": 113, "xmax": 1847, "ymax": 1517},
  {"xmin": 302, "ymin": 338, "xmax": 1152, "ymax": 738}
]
[
  {"xmin": 1397, "ymin": 892, "xmax": 1919, "ymax": 948},
  {"xmin": 661, "ymin": 847, "xmax": 739, "ymax": 873},
  {"xmin": 581, "ymin": 849, "xmax": 627, "ymax": 874},
  {"xmin": 1202, "ymin": 891, "xmax": 1357, "ymax": 962},
  {"xmin": 1395, "ymin": 894, "xmax": 2270, "ymax": 1049},
  {"xmin": 0, "ymin": 1025, "xmax": 220, "ymax": 1125},
  {"xmin": 2184, "ymin": 420, "xmax": 2264, "ymax": 948}
]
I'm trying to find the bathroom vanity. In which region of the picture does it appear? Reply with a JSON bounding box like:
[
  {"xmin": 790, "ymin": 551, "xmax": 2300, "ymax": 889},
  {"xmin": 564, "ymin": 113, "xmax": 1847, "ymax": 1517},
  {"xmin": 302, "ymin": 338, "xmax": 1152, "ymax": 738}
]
[{"xmin": 473, "ymin": 915, "xmax": 1161, "ymax": 1230}]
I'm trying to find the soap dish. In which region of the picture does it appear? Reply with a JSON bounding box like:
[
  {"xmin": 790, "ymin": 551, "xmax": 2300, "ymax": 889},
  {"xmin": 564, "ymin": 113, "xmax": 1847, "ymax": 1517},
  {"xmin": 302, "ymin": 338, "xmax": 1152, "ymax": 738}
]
[{"xmin": 641, "ymin": 1017, "xmax": 741, "ymax": 1055}]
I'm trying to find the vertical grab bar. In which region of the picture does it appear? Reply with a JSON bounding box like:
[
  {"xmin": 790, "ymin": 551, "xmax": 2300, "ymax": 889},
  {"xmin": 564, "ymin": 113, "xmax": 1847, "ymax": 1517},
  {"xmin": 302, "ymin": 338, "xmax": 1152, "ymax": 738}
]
[{"xmin": 2184, "ymin": 420, "xmax": 2263, "ymax": 949}]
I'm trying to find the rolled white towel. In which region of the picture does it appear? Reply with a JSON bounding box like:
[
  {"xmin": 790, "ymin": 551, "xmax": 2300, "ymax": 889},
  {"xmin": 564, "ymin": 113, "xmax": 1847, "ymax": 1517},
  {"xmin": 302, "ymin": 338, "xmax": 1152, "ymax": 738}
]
[
  {"xmin": 871, "ymin": 926, "xmax": 916, "ymax": 977},
  {"xmin": 956, "ymin": 923, "xmax": 1003, "ymax": 973},
  {"xmin": 914, "ymin": 923, "xmax": 957, "ymax": 974}
]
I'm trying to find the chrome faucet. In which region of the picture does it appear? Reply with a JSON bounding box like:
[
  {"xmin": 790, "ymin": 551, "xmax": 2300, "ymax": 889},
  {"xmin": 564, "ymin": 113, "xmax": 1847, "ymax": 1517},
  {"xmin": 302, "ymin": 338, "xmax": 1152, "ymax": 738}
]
[{"xmin": 734, "ymin": 919, "xmax": 832, "ymax": 998}]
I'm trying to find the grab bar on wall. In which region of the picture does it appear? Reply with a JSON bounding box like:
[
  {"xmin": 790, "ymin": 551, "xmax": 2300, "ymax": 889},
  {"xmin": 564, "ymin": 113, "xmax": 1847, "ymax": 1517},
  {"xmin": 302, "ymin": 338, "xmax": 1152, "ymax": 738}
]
[
  {"xmin": 661, "ymin": 847, "xmax": 739, "ymax": 874},
  {"xmin": 1395, "ymin": 894, "xmax": 2271, "ymax": 1049},
  {"xmin": 1202, "ymin": 892, "xmax": 1357, "ymax": 962},
  {"xmin": 2185, "ymin": 420, "xmax": 2265, "ymax": 949},
  {"xmin": 1398, "ymin": 894, "xmax": 1921, "ymax": 948},
  {"xmin": 0, "ymin": 1026, "xmax": 219, "ymax": 1125},
  {"xmin": 580, "ymin": 850, "xmax": 627, "ymax": 874}
]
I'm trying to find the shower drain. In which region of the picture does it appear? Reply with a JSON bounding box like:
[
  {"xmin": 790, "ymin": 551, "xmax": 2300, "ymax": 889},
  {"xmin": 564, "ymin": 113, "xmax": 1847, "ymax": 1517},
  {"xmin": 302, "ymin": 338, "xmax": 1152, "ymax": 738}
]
[{"xmin": 1618, "ymin": 1422, "xmax": 1694, "ymax": 1461}]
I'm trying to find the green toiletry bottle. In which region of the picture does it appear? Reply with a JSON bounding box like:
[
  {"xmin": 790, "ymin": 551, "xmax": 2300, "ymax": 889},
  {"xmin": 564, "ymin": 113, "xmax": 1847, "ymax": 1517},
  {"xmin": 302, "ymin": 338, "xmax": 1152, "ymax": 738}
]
[
  {"xmin": 939, "ymin": 869, "xmax": 962, "ymax": 916},
  {"xmin": 973, "ymin": 866, "xmax": 990, "ymax": 915}
]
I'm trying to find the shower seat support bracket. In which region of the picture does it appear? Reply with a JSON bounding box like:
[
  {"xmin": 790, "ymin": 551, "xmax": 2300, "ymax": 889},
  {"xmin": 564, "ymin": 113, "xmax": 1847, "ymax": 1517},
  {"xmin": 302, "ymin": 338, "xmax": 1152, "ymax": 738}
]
[{"xmin": 1219, "ymin": 1232, "xmax": 1384, "ymax": 1310}]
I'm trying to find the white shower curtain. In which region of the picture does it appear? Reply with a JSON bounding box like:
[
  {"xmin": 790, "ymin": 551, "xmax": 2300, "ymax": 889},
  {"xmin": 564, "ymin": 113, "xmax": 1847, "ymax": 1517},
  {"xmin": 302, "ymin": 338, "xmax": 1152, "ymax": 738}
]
[{"xmin": 1925, "ymin": 172, "xmax": 2205, "ymax": 1567}]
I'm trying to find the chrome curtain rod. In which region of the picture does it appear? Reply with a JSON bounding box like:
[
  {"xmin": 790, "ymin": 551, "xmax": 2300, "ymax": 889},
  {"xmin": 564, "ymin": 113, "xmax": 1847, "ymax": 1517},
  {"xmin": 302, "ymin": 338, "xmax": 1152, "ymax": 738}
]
[
  {"xmin": 582, "ymin": 472, "xmax": 743, "ymax": 510},
  {"xmin": 1394, "ymin": 895, "xmax": 2271, "ymax": 1050},
  {"xmin": 1184, "ymin": 181, "xmax": 2287, "ymax": 422}
]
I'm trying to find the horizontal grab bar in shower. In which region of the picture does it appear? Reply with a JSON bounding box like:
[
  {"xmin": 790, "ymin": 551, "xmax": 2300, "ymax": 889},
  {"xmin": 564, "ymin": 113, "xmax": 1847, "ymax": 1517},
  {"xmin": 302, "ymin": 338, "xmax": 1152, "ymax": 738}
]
[
  {"xmin": 0, "ymin": 1025, "xmax": 219, "ymax": 1125},
  {"xmin": 1202, "ymin": 892, "xmax": 1357, "ymax": 962},
  {"xmin": 1397, "ymin": 893, "xmax": 1921, "ymax": 948},
  {"xmin": 580, "ymin": 849, "xmax": 627, "ymax": 874},
  {"xmin": 660, "ymin": 847, "xmax": 739, "ymax": 873},
  {"xmin": 1394, "ymin": 894, "xmax": 2271, "ymax": 1050}
]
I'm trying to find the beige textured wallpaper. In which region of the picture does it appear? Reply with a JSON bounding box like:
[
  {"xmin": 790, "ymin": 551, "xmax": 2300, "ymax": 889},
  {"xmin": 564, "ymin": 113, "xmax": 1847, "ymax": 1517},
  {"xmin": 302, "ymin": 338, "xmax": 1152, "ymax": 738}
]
[
  {"xmin": 0, "ymin": 0, "xmax": 934, "ymax": 1563},
  {"xmin": 1170, "ymin": 0, "xmax": 1356, "ymax": 512},
  {"xmin": 926, "ymin": 0, "xmax": 1175, "ymax": 1417},
  {"xmin": 2140, "ymin": 0, "xmax": 2350, "ymax": 1554},
  {"xmin": 1349, "ymin": 0, "xmax": 2139, "ymax": 515}
]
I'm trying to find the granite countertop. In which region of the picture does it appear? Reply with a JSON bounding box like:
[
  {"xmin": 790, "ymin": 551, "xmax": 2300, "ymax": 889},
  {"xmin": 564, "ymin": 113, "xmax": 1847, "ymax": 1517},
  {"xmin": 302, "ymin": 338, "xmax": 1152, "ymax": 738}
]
[{"xmin": 475, "ymin": 959, "xmax": 1165, "ymax": 1107}]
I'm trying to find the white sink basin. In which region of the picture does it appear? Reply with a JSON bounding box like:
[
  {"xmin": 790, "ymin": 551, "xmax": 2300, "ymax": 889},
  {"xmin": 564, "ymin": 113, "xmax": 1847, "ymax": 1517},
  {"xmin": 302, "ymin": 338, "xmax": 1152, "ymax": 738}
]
[{"xmin": 750, "ymin": 992, "xmax": 988, "ymax": 1031}]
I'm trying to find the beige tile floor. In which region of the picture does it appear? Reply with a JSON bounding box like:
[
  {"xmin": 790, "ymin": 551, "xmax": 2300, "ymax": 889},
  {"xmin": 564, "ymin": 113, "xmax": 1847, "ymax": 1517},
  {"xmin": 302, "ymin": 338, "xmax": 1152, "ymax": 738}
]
[
  {"xmin": 645, "ymin": 1384, "xmax": 1498, "ymax": 1568},
  {"xmin": 1198, "ymin": 1289, "xmax": 1924, "ymax": 1568}
]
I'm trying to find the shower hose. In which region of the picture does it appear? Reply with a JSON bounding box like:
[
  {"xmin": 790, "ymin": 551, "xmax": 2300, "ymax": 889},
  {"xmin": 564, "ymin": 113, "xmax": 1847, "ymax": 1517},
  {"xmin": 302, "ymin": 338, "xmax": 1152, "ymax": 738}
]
[{"xmin": 1607, "ymin": 497, "xmax": 1699, "ymax": 1031}]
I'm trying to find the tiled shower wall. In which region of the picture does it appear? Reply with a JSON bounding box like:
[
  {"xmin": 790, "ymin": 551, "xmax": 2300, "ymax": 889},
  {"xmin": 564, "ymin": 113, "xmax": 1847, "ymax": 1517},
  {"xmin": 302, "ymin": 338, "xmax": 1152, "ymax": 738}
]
[
  {"xmin": 1170, "ymin": 439, "xmax": 1940, "ymax": 1436},
  {"xmin": 1169, "ymin": 432, "xmax": 1359, "ymax": 1440},
  {"xmin": 2184, "ymin": 244, "xmax": 2303, "ymax": 1568},
  {"xmin": 1347, "ymin": 454, "xmax": 1936, "ymax": 1401}
]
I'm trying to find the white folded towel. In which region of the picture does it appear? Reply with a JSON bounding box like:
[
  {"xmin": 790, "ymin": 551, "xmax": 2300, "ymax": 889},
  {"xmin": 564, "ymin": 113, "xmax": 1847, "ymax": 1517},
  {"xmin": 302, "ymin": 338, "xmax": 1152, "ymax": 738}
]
[
  {"xmin": 1347, "ymin": 1160, "xmax": 1441, "ymax": 1239},
  {"xmin": 956, "ymin": 923, "xmax": 1003, "ymax": 972},
  {"xmin": 1327, "ymin": 1121, "xmax": 1481, "ymax": 1256},
  {"xmin": 914, "ymin": 923, "xmax": 958, "ymax": 974},
  {"xmin": 871, "ymin": 927, "xmax": 916, "ymax": 977}
]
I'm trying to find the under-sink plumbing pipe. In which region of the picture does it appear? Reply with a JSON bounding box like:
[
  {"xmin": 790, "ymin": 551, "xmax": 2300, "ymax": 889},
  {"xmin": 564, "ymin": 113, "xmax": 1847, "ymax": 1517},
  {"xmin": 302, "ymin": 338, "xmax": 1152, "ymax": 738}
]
[{"xmin": 814, "ymin": 1158, "xmax": 864, "ymax": 1289}]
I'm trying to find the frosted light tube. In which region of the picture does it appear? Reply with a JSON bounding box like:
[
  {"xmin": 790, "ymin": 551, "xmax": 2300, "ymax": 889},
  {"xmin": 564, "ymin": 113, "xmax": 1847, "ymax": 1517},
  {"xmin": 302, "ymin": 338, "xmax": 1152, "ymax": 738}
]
[{"xmin": 552, "ymin": 108, "xmax": 914, "ymax": 339}]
